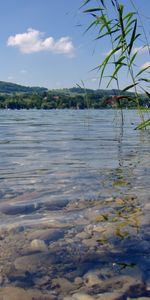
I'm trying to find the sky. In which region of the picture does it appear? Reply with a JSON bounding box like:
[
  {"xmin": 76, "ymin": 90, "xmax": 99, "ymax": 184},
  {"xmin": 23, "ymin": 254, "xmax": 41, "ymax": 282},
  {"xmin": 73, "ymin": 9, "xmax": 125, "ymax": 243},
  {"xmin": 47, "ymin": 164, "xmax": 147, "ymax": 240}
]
[{"xmin": 0, "ymin": 0, "xmax": 150, "ymax": 90}]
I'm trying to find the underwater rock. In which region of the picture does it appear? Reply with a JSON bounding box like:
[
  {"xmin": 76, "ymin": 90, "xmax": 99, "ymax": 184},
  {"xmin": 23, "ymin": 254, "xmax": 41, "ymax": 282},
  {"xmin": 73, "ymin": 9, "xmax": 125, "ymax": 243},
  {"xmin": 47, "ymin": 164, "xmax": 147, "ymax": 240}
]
[
  {"xmin": 7, "ymin": 225, "xmax": 25, "ymax": 234},
  {"xmin": 44, "ymin": 199, "xmax": 69, "ymax": 211},
  {"xmin": 75, "ymin": 231, "xmax": 91, "ymax": 240},
  {"xmin": 83, "ymin": 272, "xmax": 102, "ymax": 287},
  {"xmin": 30, "ymin": 239, "xmax": 48, "ymax": 252},
  {"xmin": 0, "ymin": 286, "xmax": 56, "ymax": 300},
  {"xmin": 33, "ymin": 275, "xmax": 50, "ymax": 287},
  {"xmin": 74, "ymin": 277, "xmax": 83, "ymax": 285},
  {"xmin": 28, "ymin": 228, "xmax": 65, "ymax": 243},
  {"xmin": 69, "ymin": 293, "xmax": 95, "ymax": 300},
  {"xmin": 130, "ymin": 298, "xmax": 150, "ymax": 300},
  {"xmin": 97, "ymin": 292, "xmax": 126, "ymax": 300},
  {"xmin": 100, "ymin": 275, "xmax": 145, "ymax": 297},
  {"xmin": 51, "ymin": 277, "xmax": 76, "ymax": 293},
  {"xmin": 0, "ymin": 203, "xmax": 39, "ymax": 215},
  {"xmin": 14, "ymin": 253, "xmax": 57, "ymax": 272},
  {"xmin": 0, "ymin": 275, "xmax": 3, "ymax": 286},
  {"xmin": 82, "ymin": 238, "xmax": 98, "ymax": 248},
  {"xmin": 129, "ymin": 298, "xmax": 150, "ymax": 300}
]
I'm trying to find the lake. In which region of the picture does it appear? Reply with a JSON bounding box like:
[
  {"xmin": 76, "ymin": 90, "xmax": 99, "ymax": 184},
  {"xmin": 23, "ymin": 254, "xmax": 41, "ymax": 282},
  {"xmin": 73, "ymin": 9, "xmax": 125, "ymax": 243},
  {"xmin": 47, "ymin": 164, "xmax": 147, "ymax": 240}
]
[{"xmin": 0, "ymin": 109, "xmax": 150, "ymax": 299}]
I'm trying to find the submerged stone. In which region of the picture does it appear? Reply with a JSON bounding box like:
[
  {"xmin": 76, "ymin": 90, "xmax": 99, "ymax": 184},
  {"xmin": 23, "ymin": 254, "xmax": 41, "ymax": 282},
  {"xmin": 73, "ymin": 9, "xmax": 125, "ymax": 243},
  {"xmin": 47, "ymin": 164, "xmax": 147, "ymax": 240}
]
[
  {"xmin": 28, "ymin": 228, "xmax": 65, "ymax": 243},
  {"xmin": 44, "ymin": 199, "xmax": 69, "ymax": 211},
  {"xmin": 0, "ymin": 203, "xmax": 39, "ymax": 215},
  {"xmin": 83, "ymin": 272, "xmax": 102, "ymax": 287},
  {"xmin": 70, "ymin": 293, "xmax": 95, "ymax": 300},
  {"xmin": 14, "ymin": 253, "xmax": 57, "ymax": 272},
  {"xmin": 51, "ymin": 277, "xmax": 76, "ymax": 293},
  {"xmin": 0, "ymin": 287, "xmax": 56, "ymax": 300},
  {"xmin": 30, "ymin": 239, "xmax": 48, "ymax": 252},
  {"xmin": 97, "ymin": 292, "xmax": 126, "ymax": 300}
]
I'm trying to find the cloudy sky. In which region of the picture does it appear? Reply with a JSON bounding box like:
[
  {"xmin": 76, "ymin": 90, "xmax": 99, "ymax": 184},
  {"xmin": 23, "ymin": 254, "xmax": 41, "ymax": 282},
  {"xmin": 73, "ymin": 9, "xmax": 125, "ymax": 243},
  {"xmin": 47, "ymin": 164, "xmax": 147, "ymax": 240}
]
[{"xmin": 0, "ymin": 0, "xmax": 150, "ymax": 89}]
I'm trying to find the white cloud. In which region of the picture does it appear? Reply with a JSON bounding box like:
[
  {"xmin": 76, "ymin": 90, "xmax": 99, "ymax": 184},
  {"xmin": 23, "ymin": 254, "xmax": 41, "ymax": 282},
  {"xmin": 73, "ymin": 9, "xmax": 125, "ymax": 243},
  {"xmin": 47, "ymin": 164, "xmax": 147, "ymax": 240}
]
[
  {"xmin": 132, "ymin": 45, "xmax": 150, "ymax": 54},
  {"xmin": 141, "ymin": 61, "xmax": 150, "ymax": 69},
  {"xmin": 7, "ymin": 28, "xmax": 75, "ymax": 57}
]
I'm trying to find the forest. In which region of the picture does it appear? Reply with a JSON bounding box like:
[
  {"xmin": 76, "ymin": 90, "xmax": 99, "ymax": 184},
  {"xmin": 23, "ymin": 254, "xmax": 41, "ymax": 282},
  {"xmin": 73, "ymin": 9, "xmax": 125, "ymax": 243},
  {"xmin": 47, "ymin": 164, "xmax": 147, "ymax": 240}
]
[{"xmin": 0, "ymin": 83, "xmax": 149, "ymax": 109}]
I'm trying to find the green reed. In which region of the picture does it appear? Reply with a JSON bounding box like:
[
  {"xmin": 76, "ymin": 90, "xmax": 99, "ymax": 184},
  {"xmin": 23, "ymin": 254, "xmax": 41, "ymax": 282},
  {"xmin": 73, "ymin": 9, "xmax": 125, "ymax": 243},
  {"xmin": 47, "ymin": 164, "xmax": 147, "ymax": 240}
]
[{"xmin": 81, "ymin": 0, "xmax": 150, "ymax": 129}]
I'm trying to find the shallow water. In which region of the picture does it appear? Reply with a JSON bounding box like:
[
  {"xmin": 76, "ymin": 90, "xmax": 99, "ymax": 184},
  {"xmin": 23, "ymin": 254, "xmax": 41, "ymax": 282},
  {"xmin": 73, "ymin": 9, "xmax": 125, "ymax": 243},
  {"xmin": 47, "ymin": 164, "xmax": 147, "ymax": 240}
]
[{"xmin": 0, "ymin": 109, "xmax": 150, "ymax": 299}]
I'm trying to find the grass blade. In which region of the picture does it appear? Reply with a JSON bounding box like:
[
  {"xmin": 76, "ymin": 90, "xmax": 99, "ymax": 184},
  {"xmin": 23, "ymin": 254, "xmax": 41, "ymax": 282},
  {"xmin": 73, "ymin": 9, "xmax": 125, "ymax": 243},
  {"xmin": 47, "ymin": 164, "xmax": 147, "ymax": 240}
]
[
  {"xmin": 128, "ymin": 20, "xmax": 137, "ymax": 54},
  {"xmin": 135, "ymin": 65, "xmax": 150, "ymax": 78},
  {"xmin": 122, "ymin": 83, "xmax": 138, "ymax": 91},
  {"xmin": 135, "ymin": 119, "xmax": 150, "ymax": 130}
]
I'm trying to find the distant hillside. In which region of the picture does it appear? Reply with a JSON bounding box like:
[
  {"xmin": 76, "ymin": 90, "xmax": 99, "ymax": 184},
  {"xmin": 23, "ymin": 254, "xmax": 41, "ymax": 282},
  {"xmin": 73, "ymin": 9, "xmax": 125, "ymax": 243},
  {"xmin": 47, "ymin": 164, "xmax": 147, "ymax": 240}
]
[
  {"xmin": 51, "ymin": 87, "xmax": 135, "ymax": 97},
  {"xmin": 0, "ymin": 81, "xmax": 48, "ymax": 94},
  {"xmin": 0, "ymin": 81, "xmax": 137, "ymax": 96}
]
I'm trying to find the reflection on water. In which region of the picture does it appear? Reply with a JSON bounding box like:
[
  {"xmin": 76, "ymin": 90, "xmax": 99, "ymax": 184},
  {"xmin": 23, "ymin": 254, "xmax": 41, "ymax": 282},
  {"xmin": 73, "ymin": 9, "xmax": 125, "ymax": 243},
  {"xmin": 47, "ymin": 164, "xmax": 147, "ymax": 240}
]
[{"xmin": 0, "ymin": 109, "xmax": 150, "ymax": 299}]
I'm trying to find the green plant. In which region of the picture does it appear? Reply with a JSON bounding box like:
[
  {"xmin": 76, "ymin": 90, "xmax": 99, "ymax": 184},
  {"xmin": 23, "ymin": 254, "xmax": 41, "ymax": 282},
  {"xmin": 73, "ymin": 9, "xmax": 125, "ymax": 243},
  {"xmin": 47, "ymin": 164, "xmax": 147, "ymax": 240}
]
[{"xmin": 81, "ymin": 0, "xmax": 150, "ymax": 129}]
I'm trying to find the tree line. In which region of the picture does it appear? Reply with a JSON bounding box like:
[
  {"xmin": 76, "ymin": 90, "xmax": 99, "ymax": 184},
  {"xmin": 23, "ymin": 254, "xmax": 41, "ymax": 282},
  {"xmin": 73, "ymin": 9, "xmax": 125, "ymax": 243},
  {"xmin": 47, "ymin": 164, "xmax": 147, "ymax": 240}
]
[{"xmin": 0, "ymin": 89, "xmax": 149, "ymax": 110}]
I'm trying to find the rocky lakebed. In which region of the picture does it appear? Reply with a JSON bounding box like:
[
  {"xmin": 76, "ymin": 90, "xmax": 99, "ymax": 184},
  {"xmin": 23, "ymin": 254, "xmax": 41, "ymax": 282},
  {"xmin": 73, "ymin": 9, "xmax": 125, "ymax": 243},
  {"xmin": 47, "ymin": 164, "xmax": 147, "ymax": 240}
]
[{"xmin": 0, "ymin": 193, "xmax": 150, "ymax": 300}]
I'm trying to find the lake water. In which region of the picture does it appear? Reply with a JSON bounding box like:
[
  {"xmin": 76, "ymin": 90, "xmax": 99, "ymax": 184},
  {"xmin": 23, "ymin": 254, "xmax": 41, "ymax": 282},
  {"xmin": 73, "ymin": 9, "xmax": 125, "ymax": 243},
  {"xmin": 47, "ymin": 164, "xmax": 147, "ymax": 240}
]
[{"xmin": 0, "ymin": 109, "xmax": 150, "ymax": 299}]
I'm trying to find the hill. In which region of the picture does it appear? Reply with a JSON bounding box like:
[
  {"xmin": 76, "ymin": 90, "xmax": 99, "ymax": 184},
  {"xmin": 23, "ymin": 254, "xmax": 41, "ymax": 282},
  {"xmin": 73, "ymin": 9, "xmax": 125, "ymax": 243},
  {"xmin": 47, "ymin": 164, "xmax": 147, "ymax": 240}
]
[{"xmin": 0, "ymin": 81, "xmax": 48, "ymax": 94}]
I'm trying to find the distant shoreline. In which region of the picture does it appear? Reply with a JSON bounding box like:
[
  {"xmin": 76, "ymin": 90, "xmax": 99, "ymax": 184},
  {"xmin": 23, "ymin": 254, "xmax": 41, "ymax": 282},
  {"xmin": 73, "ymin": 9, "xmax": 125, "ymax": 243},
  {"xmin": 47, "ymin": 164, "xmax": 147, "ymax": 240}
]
[{"xmin": 0, "ymin": 82, "xmax": 149, "ymax": 110}]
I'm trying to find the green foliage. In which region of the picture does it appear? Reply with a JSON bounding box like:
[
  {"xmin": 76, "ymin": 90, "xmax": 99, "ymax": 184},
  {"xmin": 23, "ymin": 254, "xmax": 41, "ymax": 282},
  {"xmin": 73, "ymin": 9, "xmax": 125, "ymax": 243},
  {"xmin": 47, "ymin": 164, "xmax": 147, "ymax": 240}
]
[
  {"xmin": 0, "ymin": 87, "xmax": 149, "ymax": 110},
  {"xmin": 82, "ymin": 0, "xmax": 150, "ymax": 128}
]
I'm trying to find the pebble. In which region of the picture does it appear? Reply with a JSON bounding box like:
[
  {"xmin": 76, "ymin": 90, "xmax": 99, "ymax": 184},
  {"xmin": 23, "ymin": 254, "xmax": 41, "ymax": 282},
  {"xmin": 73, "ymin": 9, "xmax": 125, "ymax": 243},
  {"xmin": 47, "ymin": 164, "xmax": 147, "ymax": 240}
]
[
  {"xmin": 129, "ymin": 298, "xmax": 150, "ymax": 300},
  {"xmin": 97, "ymin": 292, "xmax": 126, "ymax": 299},
  {"xmin": 74, "ymin": 277, "xmax": 83, "ymax": 285},
  {"xmin": 100, "ymin": 275, "xmax": 145, "ymax": 297},
  {"xmin": 71, "ymin": 293, "xmax": 96, "ymax": 300},
  {"xmin": 0, "ymin": 286, "xmax": 56, "ymax": 300},
  {"xmin": 33, "ymin": 275, "xmax": 50, "ymax": 286},
  {"xmin": 14, "ymin": 253, "xmax": 56, "ymax": 272},
  {"xmin": 93, "ymin": 225, "xmax": 114, "ymax": 236},
  {"xmin": 7, "ymin": 225, "xmax": 25, "ymax": 234},
  {"xmin": 44, "ymin": 199, "xmax": 69, "ymax": 210},
  {"xmin": 84, "ymin": 272, "xmax": 102, "ymax": 287},
  {"xmin": 28, "ymin": 228, "xmax": 64, "ymax": 243},
  {"xmin": 144, "ymin": 203, "xmax": 150, "ymax": 210},
  {"xmin": 105, "ymin": 197, "xmax": 114, "ymax": 202},
  {"xmin": 82, "ymin": 238, "xmax": 98, "ymax": 247},
  {"xmin": 115, "ymin": 198, "xmax": 125, "ymax": 205},
  {"xmin": 30, "ymin": 239, "xmax": 47, "ymax": 252},
  {"xmin": 75, "ymin": 232, "xmax": 90, "ymax": 239},
  {"xmin": 0, "ymin": 204, "xmax": 38, "ymax": 215},
  {"xmin": 52, "ymin": 277, "xmax": 76, "ymax": 293},
  {"xmin": 84, "ymin": 225, "xmax": 95, "ymax": 234},
  {"xmin": 0, "ymin": 275, "xmax": 3, "ymax": 285}
]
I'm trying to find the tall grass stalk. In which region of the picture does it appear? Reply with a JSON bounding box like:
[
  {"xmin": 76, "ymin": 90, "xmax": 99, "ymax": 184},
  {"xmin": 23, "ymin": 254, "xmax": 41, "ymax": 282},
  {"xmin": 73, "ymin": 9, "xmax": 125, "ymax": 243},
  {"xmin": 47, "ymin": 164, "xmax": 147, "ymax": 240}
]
[{"xmin": 81, "ymin": 0, "xmax": 150, "ymax": 129}]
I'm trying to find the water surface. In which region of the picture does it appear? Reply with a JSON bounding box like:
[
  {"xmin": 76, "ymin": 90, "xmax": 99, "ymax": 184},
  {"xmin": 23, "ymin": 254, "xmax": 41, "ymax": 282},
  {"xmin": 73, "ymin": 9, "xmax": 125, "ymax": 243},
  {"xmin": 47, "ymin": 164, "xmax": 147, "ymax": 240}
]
[{"xmin": 0, "ymin": 109, "xmax": 149, "ymax": 299}]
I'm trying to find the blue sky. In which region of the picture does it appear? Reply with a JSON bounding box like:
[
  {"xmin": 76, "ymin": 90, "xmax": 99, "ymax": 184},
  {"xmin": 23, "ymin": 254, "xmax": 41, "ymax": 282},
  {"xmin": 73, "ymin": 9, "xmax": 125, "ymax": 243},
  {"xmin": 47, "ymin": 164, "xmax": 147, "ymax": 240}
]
[{"xmin": 0, "ymin": 0, "xmax": 150, "ymax": 90}]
